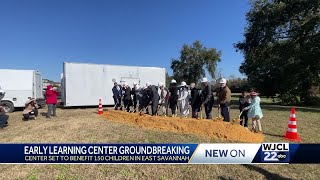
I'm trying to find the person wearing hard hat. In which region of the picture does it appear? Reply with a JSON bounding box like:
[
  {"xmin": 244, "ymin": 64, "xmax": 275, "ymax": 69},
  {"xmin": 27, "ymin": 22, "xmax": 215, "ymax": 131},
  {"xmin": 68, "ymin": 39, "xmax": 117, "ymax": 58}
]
[
  {"xmin": 217, "ymin": 78, "xmax": 231, "ymax": 122},
  {"xmin": 190, "ymin": 83, "xmax": 202, "ymax": 119},
  {"xmin": 123, "ymin": 83, "xmax": 132, "ymax": 112},
  {"xmin": 169, "ymin": 79, "xmax": 179, "ymax": 117},
  {"xmin": 201, "ymin": 77, "xmax": 214, "ymax": 119},
  {"xmin": 178, "ymin": 81, "xmax": 189, "ymax": 118},
  {"xmin": 243, "ymin": 91, "xmax": 263, "ymax": 133},
  {"xmin": 158, "ymin": 82, "xmax": 168, "ymax": 116}
]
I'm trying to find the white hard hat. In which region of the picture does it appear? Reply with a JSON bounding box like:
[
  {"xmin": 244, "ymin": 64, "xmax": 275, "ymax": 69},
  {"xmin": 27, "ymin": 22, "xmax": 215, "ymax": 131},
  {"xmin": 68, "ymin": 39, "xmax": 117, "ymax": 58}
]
[
  {"xmin": 201, "ymin": 77, "xmax": 208, "ymax": 83},
  {"xmin": 146, "ymin": 82, "xmax": 151, "ymax": 87},
  {"xmin": 171, "ymin": 79, "xmax": 177, "ymax": 83},
  {"xmin": 135, "ymin": 84, "xmax": 140, "ymax": 90},
  {"xmin": 181, "ymin": 81, "xmax": 187, "ymax": 86},
  {"xmin": 133, "ymin": 82, "xmax": 137, "ymax": 85},
  {"xmin": 219, "ymin": 78, "xmax": 227, "ymax": 84}
]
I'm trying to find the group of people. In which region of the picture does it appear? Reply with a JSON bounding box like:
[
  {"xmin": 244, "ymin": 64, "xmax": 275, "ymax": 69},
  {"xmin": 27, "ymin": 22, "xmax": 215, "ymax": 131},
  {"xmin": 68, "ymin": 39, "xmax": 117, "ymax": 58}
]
[
  {"xmin": 112, "ymin": 77, "xmax": 263, "ymax": 133},
  {"xmin": 21, "ymin": 84, "xmax": 59, "ymax": 121},
  {"xmin": 0, "ymin": 78, "xmax": 263, "ymax": 133}
]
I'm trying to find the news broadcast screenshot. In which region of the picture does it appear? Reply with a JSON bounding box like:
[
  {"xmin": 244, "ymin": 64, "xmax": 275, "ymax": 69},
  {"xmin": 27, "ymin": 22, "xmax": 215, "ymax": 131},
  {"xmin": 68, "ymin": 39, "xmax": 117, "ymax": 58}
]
[{"xmin": 0, "ymin": 0, "xmax": 319, "ymax": 179}]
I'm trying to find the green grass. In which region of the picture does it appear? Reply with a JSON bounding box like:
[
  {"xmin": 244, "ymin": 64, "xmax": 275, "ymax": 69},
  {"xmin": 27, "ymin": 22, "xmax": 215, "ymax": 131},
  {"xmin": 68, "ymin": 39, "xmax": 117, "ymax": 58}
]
[{"xmin": 0, "ymin": 108, "xmax": 319, "ymax": 179}]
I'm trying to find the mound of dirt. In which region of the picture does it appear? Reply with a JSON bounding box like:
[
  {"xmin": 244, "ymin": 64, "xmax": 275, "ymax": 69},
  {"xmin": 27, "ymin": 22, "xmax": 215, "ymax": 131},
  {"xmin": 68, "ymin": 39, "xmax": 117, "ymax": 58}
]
[{"xmin": 101, "ymin": 110, "xmax": 264, "ymax": 143}]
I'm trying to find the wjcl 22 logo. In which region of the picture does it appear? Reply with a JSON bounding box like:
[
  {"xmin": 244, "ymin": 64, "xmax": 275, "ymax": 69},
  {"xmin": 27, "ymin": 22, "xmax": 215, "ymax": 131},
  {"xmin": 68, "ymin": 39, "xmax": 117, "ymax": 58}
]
[{"xmin": 261, "ymin": 143, "xmax": 290, "ymax": 163}]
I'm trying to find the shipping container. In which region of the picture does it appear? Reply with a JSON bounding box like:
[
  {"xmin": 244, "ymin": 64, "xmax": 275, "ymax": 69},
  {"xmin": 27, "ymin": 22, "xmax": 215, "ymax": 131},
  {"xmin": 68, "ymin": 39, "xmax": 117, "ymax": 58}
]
[
  {"xmin": 62, "ymin": 62, "xmax": 166, "ymax": 106},
  {"xmin": 0, "ymin": 69, "xmax": 44, "ymax": 112}
]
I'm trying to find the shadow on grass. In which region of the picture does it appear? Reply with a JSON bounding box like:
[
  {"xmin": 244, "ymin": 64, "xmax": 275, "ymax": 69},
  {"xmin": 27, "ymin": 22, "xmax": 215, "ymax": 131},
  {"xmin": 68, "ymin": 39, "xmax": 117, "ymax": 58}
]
[
  {"xmin": 217, "ymin": 176, "xmax": 234, "ymax": 180},
  {"xmin": 263, "ymin": 132, "xmax": 284, "ymax": 138},
  {"xmin": 228, "ymin": 104, "xmax": 320, "ymax": 113},
  {"xmin": 242, "ymin": 165, "xmax": 292, "ymax": 180},
  {"xmin": 260, "ymin": 105, "xmax": 320, "ymax": 113}
]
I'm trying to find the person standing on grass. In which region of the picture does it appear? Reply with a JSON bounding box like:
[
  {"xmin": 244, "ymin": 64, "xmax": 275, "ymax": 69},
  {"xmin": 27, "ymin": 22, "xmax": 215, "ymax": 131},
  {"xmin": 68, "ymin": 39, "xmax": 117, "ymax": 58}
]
[
  {"xmin": 190, "ymin": 83, "xmax": 202, "ymax": 119},
  {"xmin": 112, "ymin": 82, "xmax": 122, "ymax": 110},
  {"xmin": 158, "ymin": 83, "xmax": 168, "ymax": 116},
  {"xmin": 239, "ymin": 91, "xmax": 250, "ymax": 128},
  {"xmin": 147, "ymin": 82, "xmax": 160, "ymax": 116},
  {"xmin": 178, "ymin": 81, "xmax": 189, "ymax": 118},
  {"xmin": 22, "ymin": 98, "xmax": 39, "ymax": 120},
  {"xmin": 123, "ymin": 83, "xmax": 132, "ymax": 112},
  {"xmin": 46, "ymin": 85, "xmax": 59, "ymax": 119},
  {"xmin": 169, "ymin": 79, "xmax": 179, "ymax": 117},
  {"xmin": 243, "ymin": 91, "xmax": 263, "ymax": 133},
  {"xmin": 201, "ymin": 77, "xmax": 214, "ymax": 119},
  {"xmin": 217, "ymin": 78, "xmax": 231, "ymax": 122},
  {"xmin": 132, "ymin": 82, "xmax": 138, "ymax": 112}
]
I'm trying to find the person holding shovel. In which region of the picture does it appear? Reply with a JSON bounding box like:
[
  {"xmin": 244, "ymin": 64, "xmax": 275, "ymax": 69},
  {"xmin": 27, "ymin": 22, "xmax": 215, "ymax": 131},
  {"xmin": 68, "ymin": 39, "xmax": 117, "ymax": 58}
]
[
  {"xmin": 201, "ymin": 77, "xmax": 214, "ymax": 119},
  {"xmin": 217, "ymin": 78, "xmax": 231, "ymax": 122},
  {"xmin": 169, "ymin": 79, "xmax": 179, "ymax": 117},
  {"xmin": 178, "ymin": 81, "xmax": 189, "ymax": 118},
  {"xmin": 190, "ymin": 83, "xmax": 201, "ymax": 119},
  {"xmin": 239, "ymin": 91, "xmax": 250, "ymax": 128},
  {"xmin": 243, "ymin": 91, "xmax": 263, "ymax": 133}
]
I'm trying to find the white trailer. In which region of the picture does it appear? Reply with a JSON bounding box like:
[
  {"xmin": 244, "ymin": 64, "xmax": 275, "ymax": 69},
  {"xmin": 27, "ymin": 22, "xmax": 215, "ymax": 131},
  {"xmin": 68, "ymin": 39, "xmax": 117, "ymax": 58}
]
[
  {"xmin": 0, "ymin": 69, "xmax": 44, "ymax": 112},
  {"xmin": 62, "ymin": 62, "xmax": 166, "ymax": 106}
]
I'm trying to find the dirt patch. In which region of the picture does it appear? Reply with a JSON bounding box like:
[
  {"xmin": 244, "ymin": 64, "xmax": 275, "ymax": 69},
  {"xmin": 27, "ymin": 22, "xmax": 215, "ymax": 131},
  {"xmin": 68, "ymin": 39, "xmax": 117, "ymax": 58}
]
[{"xmin": 102, "ymin": 110, "xmax": 264, "ymax": 143}]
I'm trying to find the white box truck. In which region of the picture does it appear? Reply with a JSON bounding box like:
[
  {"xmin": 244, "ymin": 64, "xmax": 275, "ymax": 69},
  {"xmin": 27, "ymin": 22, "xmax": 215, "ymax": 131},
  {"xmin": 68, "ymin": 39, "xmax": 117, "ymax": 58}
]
[
  {"xmin": 62, "ymin": 62, "xmax": 166, "ymax": 106},
  {"xmin": 0, "ymin": 69, "xmax": 44, "ymax": 112}
]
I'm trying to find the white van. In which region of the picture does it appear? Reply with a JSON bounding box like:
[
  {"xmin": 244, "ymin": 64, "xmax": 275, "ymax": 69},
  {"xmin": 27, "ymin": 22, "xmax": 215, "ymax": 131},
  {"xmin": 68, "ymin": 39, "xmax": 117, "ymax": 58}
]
[{"xmin": 0, "ymin": 69, "xmax": 44, "ymax": 112}]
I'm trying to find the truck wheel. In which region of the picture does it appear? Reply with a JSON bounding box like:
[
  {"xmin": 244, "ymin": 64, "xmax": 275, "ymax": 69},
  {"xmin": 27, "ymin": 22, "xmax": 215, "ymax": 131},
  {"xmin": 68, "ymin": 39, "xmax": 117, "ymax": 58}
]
[{"xmin": 0, "ymin": 101, "xmax": 14, "ymax": 113}]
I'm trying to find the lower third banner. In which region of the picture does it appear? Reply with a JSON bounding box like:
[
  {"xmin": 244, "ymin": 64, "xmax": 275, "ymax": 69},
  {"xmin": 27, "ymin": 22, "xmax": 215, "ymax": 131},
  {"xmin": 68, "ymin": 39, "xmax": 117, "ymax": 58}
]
[{"xmin": 0, "ymin": 143, "xmax": 319, "ymax": 164}]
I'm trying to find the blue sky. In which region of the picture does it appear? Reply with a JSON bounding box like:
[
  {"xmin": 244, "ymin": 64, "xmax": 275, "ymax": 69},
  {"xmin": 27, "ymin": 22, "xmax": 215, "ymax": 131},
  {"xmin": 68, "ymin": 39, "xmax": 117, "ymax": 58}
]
[{"xmin": 0, "ymin": 0, "xmax": 250, "ymax": 81}]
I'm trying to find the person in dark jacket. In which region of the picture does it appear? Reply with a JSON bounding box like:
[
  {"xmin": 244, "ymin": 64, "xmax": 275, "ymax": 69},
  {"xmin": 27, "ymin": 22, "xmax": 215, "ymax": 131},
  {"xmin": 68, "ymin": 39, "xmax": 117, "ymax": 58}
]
[
  {"xmin": 190, "ymin": 83, "xmax": 202, "ymax": 119},
  {"xmin": 201, "ymin": 77, "xmax": 214, "ymax": 119},
  {"xmin": 147, "ymin": 82, "xmax": 160, "ymax": 116},
  {"xmin": 123, "ymin": 83, "xmax": 132, "ymax": 112},
  {"xmin": 112, "ymin": 82, "xmax": 122, "ymax": 110},
  {"xmin": 132, "ymin": 82, "xmax": 138, "ymax": 112},
  {"xmin": 239, "ymin": 91, "xmax": 250, "ymax": 127},
  {"xmin": 138, "ymin": 86, "xmax": 151, "ymax": 114},
  {"xmin": 46, "ymin": 85, "xmax": 59, "ymax": 119},
  {"xmin": 169, "ymin": 79, "xmax": 179, "ymax": 117}
]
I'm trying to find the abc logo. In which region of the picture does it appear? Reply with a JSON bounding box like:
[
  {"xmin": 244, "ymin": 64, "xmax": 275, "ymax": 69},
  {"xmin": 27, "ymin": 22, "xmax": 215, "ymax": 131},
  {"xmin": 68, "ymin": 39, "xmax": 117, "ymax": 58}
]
[{"xmin": 277, "ymin": 152, "xmax": 287, "ymax": 161}]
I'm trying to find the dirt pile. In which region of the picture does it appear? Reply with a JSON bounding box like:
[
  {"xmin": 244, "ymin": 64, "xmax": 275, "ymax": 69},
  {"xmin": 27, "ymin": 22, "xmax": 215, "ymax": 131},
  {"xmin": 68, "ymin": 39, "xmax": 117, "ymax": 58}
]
[{"xmin": 102, "ymin": 110, "xmax": 264, "ymax": 143}]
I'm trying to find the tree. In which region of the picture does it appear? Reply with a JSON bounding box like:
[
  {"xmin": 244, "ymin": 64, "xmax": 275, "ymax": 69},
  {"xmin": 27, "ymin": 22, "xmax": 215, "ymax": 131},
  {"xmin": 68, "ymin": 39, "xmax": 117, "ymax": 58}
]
[
  {"xmin": 170, "ymin": 40, "xmax": 221, "ymax": 84},
  {"xmin": 235, "ymin": 0, "xmax": 320, "ymax": 105}
]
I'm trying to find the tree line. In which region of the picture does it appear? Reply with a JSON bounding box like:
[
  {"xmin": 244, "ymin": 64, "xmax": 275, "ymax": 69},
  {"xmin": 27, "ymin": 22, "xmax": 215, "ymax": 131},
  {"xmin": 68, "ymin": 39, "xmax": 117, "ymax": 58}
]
[{"xmin": 168, "ymin": 0, "xmax": 320, "ymax": 105}]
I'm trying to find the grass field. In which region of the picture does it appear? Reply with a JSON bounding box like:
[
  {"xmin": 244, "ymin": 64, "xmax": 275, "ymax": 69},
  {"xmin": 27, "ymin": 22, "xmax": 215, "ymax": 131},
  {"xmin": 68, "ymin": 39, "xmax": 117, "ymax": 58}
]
[{"xmin": 0, "ymin": 105, "xmax": 319, "ymax": 179}]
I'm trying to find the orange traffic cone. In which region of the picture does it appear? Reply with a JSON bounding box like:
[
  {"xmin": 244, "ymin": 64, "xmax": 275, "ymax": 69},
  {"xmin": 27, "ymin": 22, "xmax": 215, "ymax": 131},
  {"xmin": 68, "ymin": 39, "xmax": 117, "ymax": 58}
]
[
  {"xmin": 284, "ymin": 107, "xmax": 301, "ymax": 142},
  {"xmin": 98, "ymin": 99, "xmax": 103, "ymax": 115}
]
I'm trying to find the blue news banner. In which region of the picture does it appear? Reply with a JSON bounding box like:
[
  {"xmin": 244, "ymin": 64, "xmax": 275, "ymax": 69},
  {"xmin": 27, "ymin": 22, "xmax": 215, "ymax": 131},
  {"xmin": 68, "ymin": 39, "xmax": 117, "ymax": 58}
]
[{"xmin": 0, "ymin": 143, "xmax": 319, "ymax": 164}]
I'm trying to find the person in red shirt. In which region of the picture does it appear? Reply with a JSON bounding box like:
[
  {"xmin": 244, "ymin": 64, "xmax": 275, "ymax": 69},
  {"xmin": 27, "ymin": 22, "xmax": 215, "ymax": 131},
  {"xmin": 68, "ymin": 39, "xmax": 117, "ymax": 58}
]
[{"xmin": 46, "ymin": 85, "xmax": 59, "ymax": 118}]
